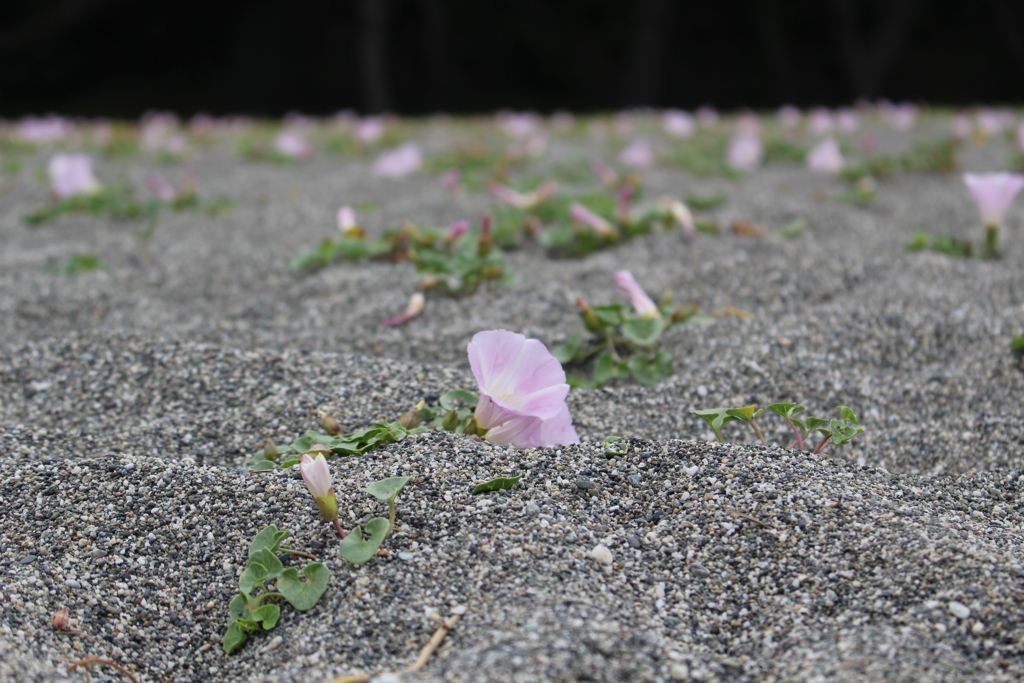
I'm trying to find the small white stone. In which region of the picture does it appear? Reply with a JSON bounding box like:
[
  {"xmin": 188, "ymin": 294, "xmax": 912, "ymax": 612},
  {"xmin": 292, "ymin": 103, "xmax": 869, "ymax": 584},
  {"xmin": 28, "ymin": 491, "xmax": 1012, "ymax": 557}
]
[
  {"xmin": 589, "ymin": 544, "xmax": 613, "ymax": 564},
  {"xmin": 949, "ymin": 601, "xmax": 971, "ymax": 619},
  {"xmin": 451, "ymin": 605, "xmax": 468, "ymax": 615},
  {"xmin": 670, "ymin": 663, "xmax": 690, "ymax": 680},
  {"xmin": 972, "ymin": 621, "xmax": 985, "ymax": 635}
]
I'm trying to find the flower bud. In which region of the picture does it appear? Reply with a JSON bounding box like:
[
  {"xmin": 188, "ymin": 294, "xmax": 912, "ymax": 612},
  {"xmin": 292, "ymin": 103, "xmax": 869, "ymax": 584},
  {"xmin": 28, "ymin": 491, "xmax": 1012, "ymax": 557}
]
[
  {"xmin": 52, "ymin": 609, "xmax": 70, "ymax": 631},
  {"xmin": 478, "ymin": 213, "xmax": 493, "ymax": 257},
  {"xmin": 576, "ymin": 296, "xmax": 602, "ymax": 334},
  {"xmin": 319, "ymin": 411, "xmax": 342, "ymax": 436},
  {"xmin": 300, "ymin": 451, "xmax": 338, "ymax": 523},
  {"xmin": 383, "ymin": 292, "xmax": 425, "ymax": 328},
  {"xmin": 670, "ymin": 304, "xmax": 699, "ymax": 325},
  {"xmin": 399, "ymin": 401, "xmax": 425, "ymax": 429},
  {"xmin": 263, "ymin": 438, "xmax": 279, "ymax": 462}
]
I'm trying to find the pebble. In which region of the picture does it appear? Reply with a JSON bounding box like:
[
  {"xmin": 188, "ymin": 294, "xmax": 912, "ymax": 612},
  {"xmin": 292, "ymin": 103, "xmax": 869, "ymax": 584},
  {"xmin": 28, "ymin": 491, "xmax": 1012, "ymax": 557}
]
[
  {"xmin": 526, "ymin": 503, "xmax": 540, "ymax": 515},
  {"xmin": 948, "ymin": 601, "xmax": 971, "ymax": 619},
  {"xmin": 589, "ymin": 544, "xmax": 613, "ymax": 565},
  {"xmin": 575, "ymin": 477, "xmax": 596, "ymax": 490},
  {"xmin": 64, "ymin": 579, "xmax": 80, "ymax": 589},
  {"xmin": 398, "ymin": 552, "xmax": 414, "ymax": 561},
  {"xmin": 627, "ymin": 535, "xmax": 641, "ymax": 549}
]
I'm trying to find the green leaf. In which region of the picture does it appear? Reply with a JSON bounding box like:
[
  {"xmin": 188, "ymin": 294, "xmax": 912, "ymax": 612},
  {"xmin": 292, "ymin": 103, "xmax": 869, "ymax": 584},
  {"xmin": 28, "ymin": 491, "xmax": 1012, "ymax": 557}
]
[
  {"xmin": 248, "ymin": 525, "xmax": 291, "ymax": 557},
  {"xmin": 594, "ymin": 351, "xmax": 629, "ymax": 386},
  {"xmin": 250, "ymin": 604, "xmax": 280, "ymax": 630},
  {"xmin": 338, "ymin": 518, "xmax": 390, "ymax": 565},
  {"xmin": 592, "ymin": 304, "xmax": 626, "ymax": 326},
  {"xmin": 725, "ymin": 405, "xmax": 763, "ymax": 423},
  {"xmin": 779, "ymin": 218, "xmax": 807, "ymax": 239},
  {"xmin": 472, "ymin": 475, "xmax": 522, "ymax": 494},
  {"xmin": 551, "ymin": 331, "xmax": 586, "ymax": 364},
  {"xmin": 279, "ymin": 458, "xmax": 300, "ymax": 468},
  {"xmin": 238, "ymin": 562, "xmax": 268, "ymax": 597},
  {"xmin": 766, "ymin": 403, "xmax": 805, "ymax": 419},
  {"xmin": 627, "ymin": 350, "xmax": 673, "ymax": 386},
  {"xmin": 804, "ymin": 417, "xmax": 830, "ymax": 433},
  {"xmin": 837, "ymin": 406, "xmax": 859, "ymax": 424},
  {"xmin": 905, "ymin": 232, "xmax": 930, "ymax": 252},
  {"xmin": 690, "ymin": 408, "xmax": 740, "ymax": 442},
  {"xmin": 277, "ymin": 562, "xmax": 330, "ymax": 611},
  {"xmin": 247, "ymin": 548, "xmax": 284, "ymax": 578},
  {"xmin": 1013, "ymin": 334, "xmax": 1024, "ymax": 352},
  {"xmin": 228, "ymin": 593, "xmax": 249, "ymax": 622},
  {"xmin": 439, "ymin": 389, "xmax": 479, "ymax": 411},
  {"xmin": 362, "ymin": 476, "xmax": 412, "ymax": 502},
  {"xmin": 621, "ymin": 317, "xmax": 665, "ymax": 347},
  {"xmin": 223, "ymin": 621, "xmax": 249, "ymax": 654},
  {"xmin": 602, "ymin": 436, "xmax": 629, "ymax": 456},
  {"xmin": 245, "ymin": 459, "xmax": 277, "ymax": 472},
  {"xmin": 685, "ymin": 192, "xmax": 728, "ymax": 210}
]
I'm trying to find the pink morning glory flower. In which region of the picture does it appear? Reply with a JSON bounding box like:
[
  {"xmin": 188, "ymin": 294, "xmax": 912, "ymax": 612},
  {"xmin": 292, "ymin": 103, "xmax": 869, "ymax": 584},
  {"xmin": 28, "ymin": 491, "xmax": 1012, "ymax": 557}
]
[
  {"xmin": 356, "ymin": 117, "xmax": 385, "ymax": 144},
  {"xmin": 300, "ymin": 451, "xmax": 339, "ymax": 523},
  {"xmin": 445, "ymin": 220, "xmax": 470, "ymax": 242},
  {"xmin": 963, "ymin": 173, "xmax": 1024, "ymax": 227},
  {"xmin": 963, "ymin": 172, "xmax": 1024, "ymax": 256},
  {"xmin": 614, "ymin": 270, "xmax": 661, "ymax": 319},
  {"xmin": 468, "ymin": 330, "xmax": 579, "ymax": 448},
  {"xmin": 887, "ymin": 103, "xmax": 917, "ymax": 131},
  {"xmin": 442, "ymin": 170, "xmax": 461, "ymax": 193},
  {"xmin": 806, "ymin": 138, "xmax": 844, "ymax": 174},
  {"xmin": 498, "ymin": 112, "xmax": 539, "ymax": 138},
  {"xmin": 145, "ymin": 173, "xmax": 176, "ymax": 201},
  {"xmin": 570, "ymin": 202, "xmax": 617, "ymax": 237},
  {"xmin": 274, "ymin": 130, "xmax": 312, "ymax": 158},
  {"xmin": 618, "ymin": 139, "xmax": 655, "ymax": 168},
  {"xmin": 373, "ymin": 143, "xmax": 422, "ymax": 178},
  {"xmin": 662, "ymin": 110, "xmax": 695, "ymax": 138},
  {"xmin": 809, "ymin": 109, "xmax": 834, "ymax": 135},
  {"xmin": 337, "ymin": 206, "xmax": 357, "ymax": 232},
  {"xmin": 777, "ymin": 106, "xmax": 802, "ymax": 131},
  {"xmin": 19, "ymin": 116, "xmax": 69, "ymax": 145},
  {"xmin": 697, "ymin": 106, "xmax": 719, "ymax": 127},
  {"xmin": 727, "ymin": 133, "xmax": 764, "ymax": 172},
  {"xmin": 836, "ymin": 110, "xmax": 859, "ymax": 133},
  {"xmin": 48, "ymin": 154, "xmax": 101, "ymax": 199}
]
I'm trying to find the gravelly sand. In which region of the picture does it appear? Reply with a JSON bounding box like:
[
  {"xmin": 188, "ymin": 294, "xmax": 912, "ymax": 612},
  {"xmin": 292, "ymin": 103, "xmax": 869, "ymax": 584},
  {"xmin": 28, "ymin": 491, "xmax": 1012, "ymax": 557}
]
[{"xmin": 2, "ymin": 116, "xmax": 1024, "ymax": 682}]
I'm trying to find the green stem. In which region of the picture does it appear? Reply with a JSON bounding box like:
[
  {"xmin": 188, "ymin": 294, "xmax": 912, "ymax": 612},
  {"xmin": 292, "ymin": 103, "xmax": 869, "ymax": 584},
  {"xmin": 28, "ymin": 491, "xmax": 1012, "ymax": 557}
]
[
  {"xmin": 985, "ymin": 224, "xmax": 999, "ymax": 258},
  {"xmin": 748, "ymin": 420, "xmax": 767, "ymax": 446},
  {"xmin": 812, "ymin": 433, "xmax": 833, "ymax": 455}
]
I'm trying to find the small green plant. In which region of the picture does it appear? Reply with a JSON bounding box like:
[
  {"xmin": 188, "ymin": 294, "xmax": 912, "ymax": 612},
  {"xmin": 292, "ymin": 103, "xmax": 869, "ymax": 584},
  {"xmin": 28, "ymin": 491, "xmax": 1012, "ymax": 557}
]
[
  {"xmin": 50, "ymin": 253, "xmax": 103, "ymax": 274},
  {"xmin": 552, "ymin": 292, "xmax": 706, "ymax": 388},
  {"xmin": 1012, "ymin": 333, "xmax": 1024, "ymax": 353},
  {"xmin": 338, "ymin": 476, "xmax": 411, "ymax": 564},
  {"xmin": 905, "ymin": 232, "xmax": 974, "ymax": 258},
  {"xmin": 24, "ymin": 185, "xmax": 231, "ymax": 225},
  {"xmin": 223, "ymin": 525, "xmax": 330, "ymax": 654},
  {"xmin": 245, "ymin": 421, "xmax": 418, "ymax": 472},
  {"xmin": 691, "ymin": 404, "xmax": 864, "ymax": 455}
]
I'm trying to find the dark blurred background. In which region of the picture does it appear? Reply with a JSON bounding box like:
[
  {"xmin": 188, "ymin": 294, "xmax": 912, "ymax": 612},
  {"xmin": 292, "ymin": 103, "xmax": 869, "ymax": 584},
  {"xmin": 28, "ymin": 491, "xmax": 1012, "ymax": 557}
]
[{"xmin": 3, "ymin": 0, "xmax": 1024, "ymax": 117}]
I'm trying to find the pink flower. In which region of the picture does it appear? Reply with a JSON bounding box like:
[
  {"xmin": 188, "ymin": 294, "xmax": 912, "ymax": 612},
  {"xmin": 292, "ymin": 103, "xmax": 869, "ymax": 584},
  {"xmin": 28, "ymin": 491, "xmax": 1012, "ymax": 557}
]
[
  {"xmin": 373, "ymin": 143, "xmax": 422, "ymax": 178},
  {"xmin": 300, "ymin": 451, "xmax": 338, "ymax": 522},
  {"xmin": 952, "ymin": 115, "xmax": 973, "ymax": 141},
  {"xmin": 806, "ymin": 138, "xmax": 844, "ymax": 174},
  {"xmin": 590, "ymin": 160, "xmax": 618, "ymax": 187},
  {"xmin": 963, "ymin": 173, "xmax": 1024, "ymax": 227},
  {"xmin": 727, "ymin": 133, "xmax": 763, "ymax": 172},
  {"xmin": 445, "ymin": 220, "xmax": 470, "ymax": 242},
  {"xmin": 662, "ymin": 110, "xmax": 695, "ymax": 138},
  {"xmin": 383, "ymin": 293, "xmax": 425, "ymax": 328},
  {"xmin": 777, "ymin": 106, "xmax": 802, "ymax": 131},
  {"xmin": 468, "ymin": 330, "xmax": 579, "ymax": 448},
  {"xmin": 337, "ymin": 206, "xmax": 357, "ymax": 232},
  {"xmin": 697, "ymin": 106, "xmax": 719, "ymax": 127},
  {"xmin": 836, "ymin": 110, "xmax": 859, "ymax": 133},
  {"xmin": 442, "ymin": 170, "xmax": 461, "ymax": 193},
  {"xmin": 19, "ymin": 116, "xmax": 69, "ymax": 145},
  {"xmin": 736, "ymin": 114, "xmax": 761, "ymax": 137},
  {"xmin": 1017, "ymin": 123, "xmax": 1024, "ymax": 153},
  {"xmin": 570, "ymin": 202, "xmax": 617, "ymax": 237},
  {"xmin": 145, "ymin": 173, "xmax": 176, "ymax": 201},
  {"xmin": 808, "ymin": 109, "xmax": 834, "ymax": 135},
  {"xmin": 976, "ymin": 109, "xmax": 1007, "ymax": 136},
  {"xmin": 614, "ymin": 270, "xmax": 661, "ymax": 319},
  {"xmin": 887, "ymin": 103, "xmax": 917, "ymax": 131},
  {"xmin": 618, "ymin": 139, "xmax": 655, "ymax": 168},
  {"xmin": 48, "ymin": 154, "xmax": 101, "ymax": 199},
  {"xmin": 356, "ymin": 117, "xmax": 385, "ymax": 144},
  {"xmin": 274, "ymin": 130, "xmax": 312, "ymax": 158},
  {"xmin": 498, "ymin": 112, "xmax": 539, "ymax": 138},
  {"xmin": 490, "ymin": 182, "xmax": 555, "ymax": 209}
]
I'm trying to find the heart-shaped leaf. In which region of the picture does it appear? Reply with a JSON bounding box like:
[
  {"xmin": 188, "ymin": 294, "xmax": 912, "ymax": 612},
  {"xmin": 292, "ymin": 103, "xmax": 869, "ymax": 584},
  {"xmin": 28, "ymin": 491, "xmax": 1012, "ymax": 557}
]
[
  {"xmin": 229, "ymin": 592, "xmax": 250, "ymax": 622},
  {"xmin": 691, "ymin": 408, "xmax": 740, "ymax": 442},
  {"xmin": 277, "ymin": 562, "xmax": 331, "ymax": 611},
  {"xmin": 725, "ymin": 405, "xmax": 763, "ymax": 423},
  {"xmin": 551, "ymin": 331, "xmax": 586, "ymax": 364},
  {"xmin": 248, "ymin": 548, "xmax": 283, "ymax": 578},
  {"xmin": 472, "ymin": 474, "xmax": 522, "ymax": 494},
  {"xmin": 338, "ymin": 517, "xmax": 390, "ymax": 565},
  {"xmin": 245, "ymin": 459, "xmax": 277, "ymax": 472},
  {"xmin": 593, "ymin": 304, "xmax": 626, "ymax": 326},
  {"xmin": 621, "ymin": 317, "xmax": 665, "ymax": 347},
  {"xmin": 362, "ymin": 476, "xmax": 412, "ymax": 502},
  {"xmin": 837, "ymin": 406, "xmax": 859, "ymax": 424},
  {"xmin": 248, "ymin": 525, "xmax": 290, "ymax": 557},
  {"xmin": 767, "ymin": 403, "xmax": 804, "ymax": 419},
  {"xmin": 439, "ymin": 389, "xmax": 480, "ymax": 411},
  {"xmin": 627, "ymin": 350, "xmax": 673, "ymax": 386},
  {"xmin": 238, "ymin": 562, "xmax": 267, "ymax": 597},
  {"xmin": 594, "ymin": 352, "xmax": 628, "ymax": 386},
  {"xmin": 250, "ymin": 604, "xmax": 280, "ymax": 630},
  {"xmin": 223, "ymin": 621, "xmax": 249, "ymax": 654}
]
